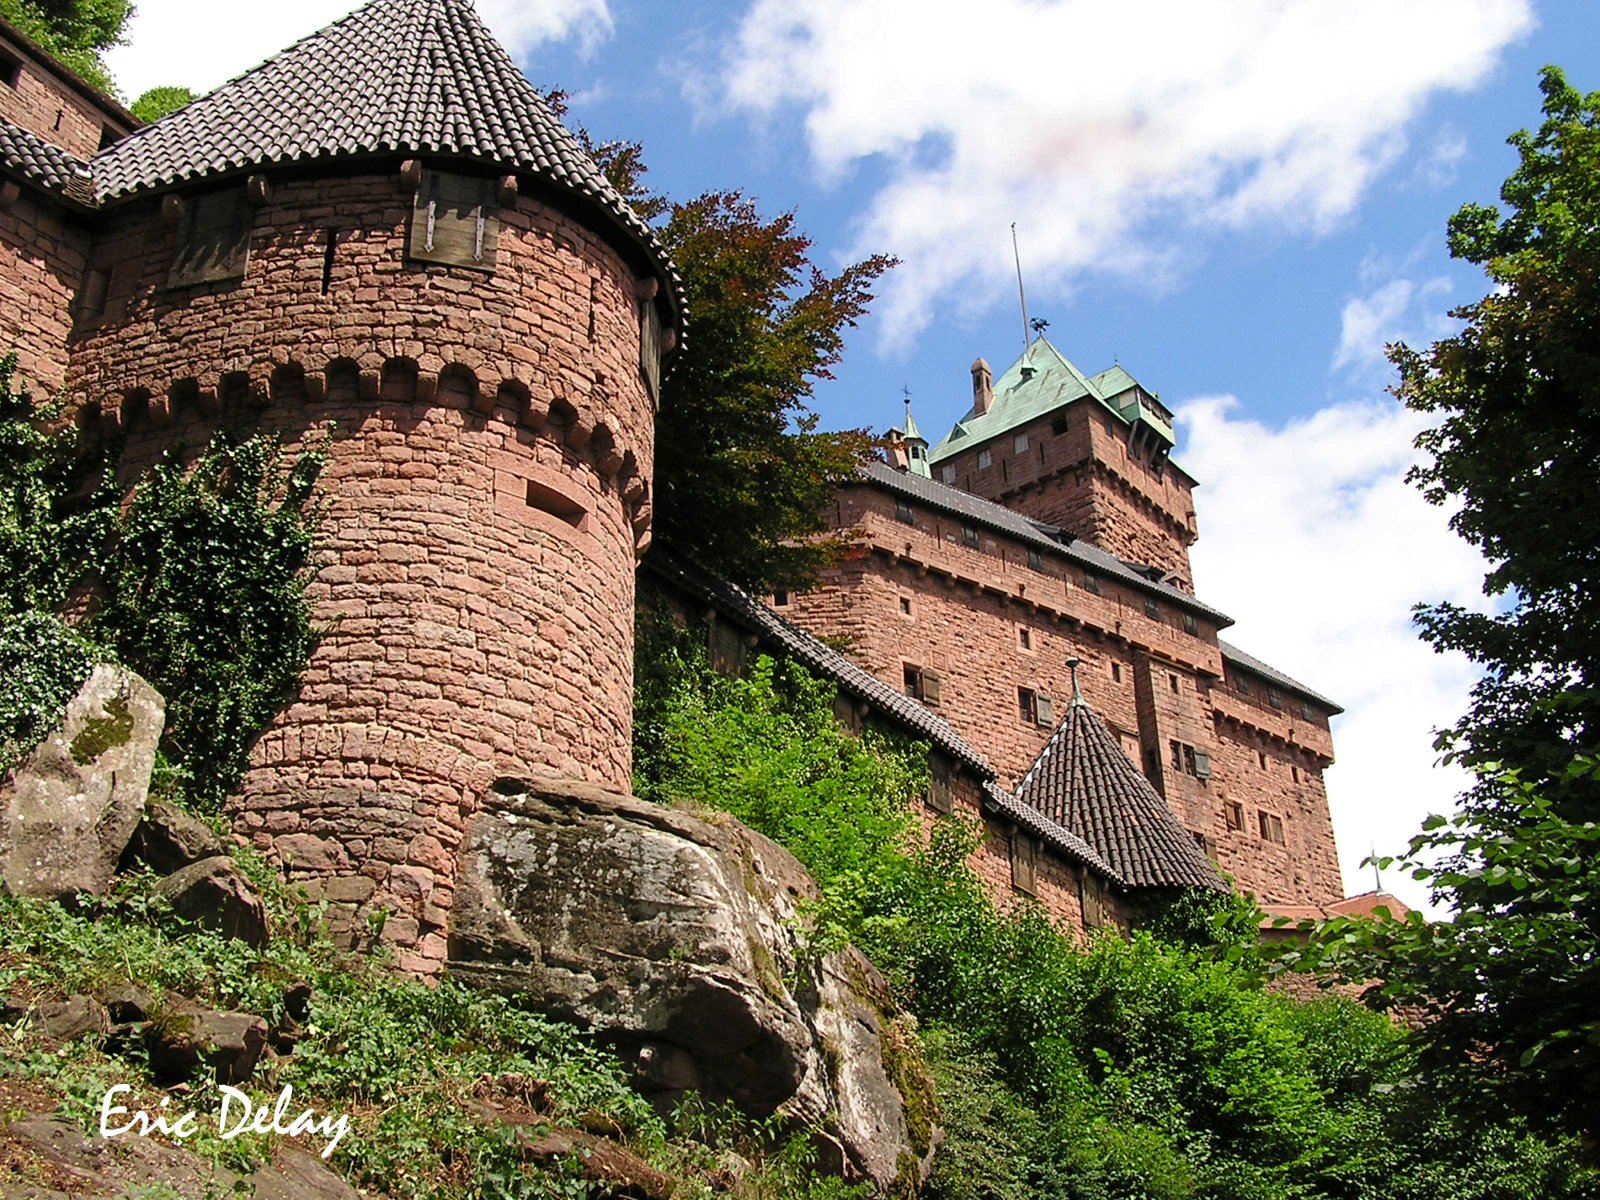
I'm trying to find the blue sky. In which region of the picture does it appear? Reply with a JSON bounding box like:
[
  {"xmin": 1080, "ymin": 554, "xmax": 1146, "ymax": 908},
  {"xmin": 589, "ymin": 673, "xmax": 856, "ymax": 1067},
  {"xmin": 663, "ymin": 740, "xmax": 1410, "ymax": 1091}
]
[{"xmin": 107, "ymin": 1, "xmax": 1598, "ymax": 910}]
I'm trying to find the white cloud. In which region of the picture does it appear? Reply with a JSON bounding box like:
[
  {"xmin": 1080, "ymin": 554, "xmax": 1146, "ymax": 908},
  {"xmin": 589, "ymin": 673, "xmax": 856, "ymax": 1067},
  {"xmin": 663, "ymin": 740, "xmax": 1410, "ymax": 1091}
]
[
  {"xmin": 1331, "ymin": 270, "xmax": 1454, "ymax": 379},
  {"xmin": 1178, "ymin": 394, "xmax": 1489, "ymax": 912},
  {"xmin": 715, "ymin": 0, "xmax": 1533, "ymax": 349},
  {"xmin": 105, "ymin": 0, "xmax": 611, "ymax": 102}
]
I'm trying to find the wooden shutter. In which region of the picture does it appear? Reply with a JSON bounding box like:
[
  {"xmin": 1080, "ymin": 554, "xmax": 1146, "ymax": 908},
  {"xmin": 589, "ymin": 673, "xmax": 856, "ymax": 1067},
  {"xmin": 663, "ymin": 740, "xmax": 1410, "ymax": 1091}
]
[
  {"xmin": 168, "ymin": 190, "xmax": 252, "ymax": 288},
  {"xmin": 640, "ymin": 299, "xmax": 661, "ymax": 404},
  {"xmin": 927, "ymin": 752, "xmax": 954, "ymax": 814},
  {"xmin": 409, "ymin": 170, "xmax": 498, "ymax": 271},
  {"xmin": 921, "ymin": 669, "xmax": 942, "ymax": 706},
  {"xmin": 1010, "ymin": 833, "xmax": 1037, "ymax": 895},
  {"xmin": 1035, "ymin": 695, "xmax": 1054, "ymax": 727}
]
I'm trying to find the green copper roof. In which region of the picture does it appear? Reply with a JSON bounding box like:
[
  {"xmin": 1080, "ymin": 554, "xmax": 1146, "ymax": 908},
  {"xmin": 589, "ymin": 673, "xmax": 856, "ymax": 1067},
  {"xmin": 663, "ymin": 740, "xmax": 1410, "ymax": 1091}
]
[{"xmin": 928, "ymin": 337, "xmax": 1171, "ymax": 464}]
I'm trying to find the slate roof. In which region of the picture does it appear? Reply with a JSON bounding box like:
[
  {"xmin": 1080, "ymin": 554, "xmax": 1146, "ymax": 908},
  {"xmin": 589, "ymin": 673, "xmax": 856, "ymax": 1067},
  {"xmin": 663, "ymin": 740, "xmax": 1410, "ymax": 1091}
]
[
  {"xmin": 85, "ymin": 0, "xmax": 679, "ymax": 315},
  {"xmin": 858, "ymin": 460, "xmax": 1233, "ymax": 627},
  {"xmin": 0, "ymin": 119, "xmax": 92, "ymax": 204},
  {"xmin": 643, "ymin": 552, "xmax": 1122, "ymax": 882},
  {"xmin": 1220, "ymin": 640, "xmax": 1342, "ymax": 714},
  {"xmin": 1011, "ymin": 699, "xmax": 1226, "ymax": 890}
]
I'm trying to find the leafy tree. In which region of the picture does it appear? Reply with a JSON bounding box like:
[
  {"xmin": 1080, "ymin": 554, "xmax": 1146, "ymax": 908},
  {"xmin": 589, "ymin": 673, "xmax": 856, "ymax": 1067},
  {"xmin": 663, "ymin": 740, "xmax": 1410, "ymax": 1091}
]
[
  {"xmin": 0, "ymin": 0, "xmax": 131, "ymax": 94},
  {"xmin": 546, "ymin": 91, "xmax": 896, "ymax": 593},
  {"xmin": 1291, "ymin": 66, "xmax": 1600, "ymax": 1144},
  {"xmin": 130, "ymin": 84, "xmax": 194, "ymax": 122}
]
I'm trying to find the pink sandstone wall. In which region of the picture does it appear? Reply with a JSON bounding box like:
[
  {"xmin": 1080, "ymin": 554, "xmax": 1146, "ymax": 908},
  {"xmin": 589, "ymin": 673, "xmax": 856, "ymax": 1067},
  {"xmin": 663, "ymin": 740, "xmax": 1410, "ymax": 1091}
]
[
  {"xmin": 0, "ymin": 50, "xmax": 114, "ymax": 159},
  {"xmin": 65, "ymin": 172, "xmax": 658, "ymax": 972},
  {"xmin": 0, "ymin": 187, "xmax": 88, "ymax": 392}
]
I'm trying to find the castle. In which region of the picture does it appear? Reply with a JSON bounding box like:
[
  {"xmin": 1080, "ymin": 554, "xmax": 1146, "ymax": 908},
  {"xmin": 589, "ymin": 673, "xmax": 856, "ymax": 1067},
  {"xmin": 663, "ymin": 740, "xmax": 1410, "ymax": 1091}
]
[{"xmin": 0, "ymin": 0, "xmax": 1377, "ymax": 966}]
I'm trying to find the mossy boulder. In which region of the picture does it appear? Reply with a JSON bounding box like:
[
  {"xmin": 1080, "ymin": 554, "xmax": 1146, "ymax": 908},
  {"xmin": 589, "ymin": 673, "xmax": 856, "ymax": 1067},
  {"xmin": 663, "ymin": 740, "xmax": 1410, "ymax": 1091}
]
[
  {"xmin": 0, "ymin": 664, "xmax": 164, "ymax": 901},
  {"xmin": 447, "ymin": 775, "xmax": 936, "ymax": 1193}
]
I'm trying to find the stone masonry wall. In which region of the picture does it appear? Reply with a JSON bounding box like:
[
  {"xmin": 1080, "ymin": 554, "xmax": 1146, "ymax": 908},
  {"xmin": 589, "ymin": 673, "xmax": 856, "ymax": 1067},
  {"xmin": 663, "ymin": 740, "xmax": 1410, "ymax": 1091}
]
[
  {"xmin": 788, "ymin": 477, "xmax": 1347, "ymax": 909},
  {"xmin": 65, "ymin": 171, "xmax": 659, "ymax": 973},
  {"xmin": 934, "ymin": 398, "xmax": 1198, "ymax": 590},
  {"xmin": 0, "ymin": 49, "xmax": 113, "ymax": 159},
  {"xmin": 0, "ymin": 188, "xmax": 88, "ymax": 392}
]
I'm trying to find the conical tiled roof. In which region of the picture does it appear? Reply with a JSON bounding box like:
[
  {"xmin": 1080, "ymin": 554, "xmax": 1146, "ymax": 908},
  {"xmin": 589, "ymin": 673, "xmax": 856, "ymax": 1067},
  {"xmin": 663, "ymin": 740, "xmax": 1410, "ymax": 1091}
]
[
  {"xmin": 90, "ymin": 0, "xmax": 677, "ymax": 311},
  {"xmin": 1013, "ymin": 698, "xmax": 1225, "ymax": 891}
]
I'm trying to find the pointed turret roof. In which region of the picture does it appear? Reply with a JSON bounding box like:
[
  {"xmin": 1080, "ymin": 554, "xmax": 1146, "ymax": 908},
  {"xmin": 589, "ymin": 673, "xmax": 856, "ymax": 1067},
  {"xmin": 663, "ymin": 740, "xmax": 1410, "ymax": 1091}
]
[
  {"xmin": 89, "ymin": 0, "xmax": 676, "ymax": 309},
  {"xmin": 1012, "ymin": 696, "xmax": 1225, "ymax": 891}
]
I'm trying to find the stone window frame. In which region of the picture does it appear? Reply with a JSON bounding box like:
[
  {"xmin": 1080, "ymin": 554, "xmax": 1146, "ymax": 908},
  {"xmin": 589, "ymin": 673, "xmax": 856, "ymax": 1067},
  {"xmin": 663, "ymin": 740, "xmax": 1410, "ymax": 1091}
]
[
  {"xmin": 1018, "ymin": 686, "xmax": 1037, "ymax": 725},
  {"xmin": 1257, "ymin": 810, "xmax": 1286, "ymax": 845},
  {"xmin": 1224, "ymin": 800, "xmax": 1245, "ymax": 832},
  {"xmin": 1026, "ymin": 547, "xmax": 1043, "ymax": 572},
  {"xmin": 894, "ymin": 498, "xmax": 915, "ymax": 525}
]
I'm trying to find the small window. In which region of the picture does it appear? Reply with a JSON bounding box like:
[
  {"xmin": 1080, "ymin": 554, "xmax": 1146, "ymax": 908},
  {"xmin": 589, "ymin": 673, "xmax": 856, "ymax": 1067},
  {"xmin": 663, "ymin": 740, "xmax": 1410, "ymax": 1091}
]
[
  {"xmin": 524, "ymin": 478, "xmax": 587, "ymax": 528},
  {"xmin": 1291, "ymin": 765, "xmax": 1300, "ymax": 784},
  {"xmin": 1018, "ymin": 627, "xmax": 1031, "ymax": 650},
  {"xmin": 1145, "ymin": 598, "xmax": 1161, "ymax": 620},
  {"xmin": 1236, "ymin": 675, "xmax": 1252, "ymax": 697},
  {"xmin": 1027, "ymin": 548, "xmax": 1043, "ymax": 571},
  {"xmin": 1050, "ymin": 415, "xmax": 1068, "ymax": 436},
  {"xmin": 1168, "ymin": 673, "xmax": 1179, "ymax": 694},
  {"xmin": 1183, "ymin": 745, "xmax": 1197, "ymax": 776},
  {"xmin": 168, "ymin": 189, "xmax": 253, "ymax": 288},
  {"xmin": 772, "ymin": 590, "xmax": 790, "ymax": 608},
  {"xmin": 0, "ymin": 50, "xmax": 20, "ymax": 89},
  {"xmin": 1224, "ymin": 800, "xmax": 1245, "ymax": 831},
  {"xmin": 1013, "ymin": 432, "xmax": 1029, "ymax": 454},
  {"xmin": 899, "ymin": 596, "xmax": 912, "ymax": 616},
  {"xmin": 1081, "ymin": 574, "xmax": 1101, "ymax": 595},
  {"xmin": 1183, "ymin": 613, "xmax": 1198, "ymax": 636},
  {"xmin": 1010, "ymin": 832, "xmax": 1038, "ymax": 895},
  {"xmin": 895, "ymin": 498, "xmax": 914, "ymax": 524},
  {"xmin": 906, "ymin": 665, "xmax": 941, "ymax": 706},
  {"xmin": 940, "ymin": 464, "xmax": 956, "ymax": 484},
  {"xmin": 1018, "ymin": 687, "xmax": 1037, "ymax": 725},
  {"xmin": 978, "ymin": 448, "xmax": 992, "ymax": 470},
  {"xmin": 1111, "ymin": 662, "xmax": 1122, "ymax": 683},
  {"xmin": 409, "ymin": 169, "xmax": 499, "ymax": 270},
  {"xmin": 927, "ymin": 752, "xmax": 954, "ymax": 814},
  {"xmin": 1258, "ymin": 811, "xmax": 1285, "ymax": 845},
  {"xmin": 1258, "ymin": 750, "xmax": 1269, "ymax": 770},
  {"xmin": 1300, "ymin": 701, "xmax": 1316, "ymax": 721},
  {"xmin": 962, "ymin": 525, "xmax": 979, "ymax": 549},
  {"xmin": 1267, "ymin": 689, "xmax": 1284, "ymax": 711},
  {"xmin": 1169, "ymin": 739, "xmax": 1182, "ymax": 771},
  {"xmin": 904, "ymin": 664, "xmax": 923, "ymax": 699}
]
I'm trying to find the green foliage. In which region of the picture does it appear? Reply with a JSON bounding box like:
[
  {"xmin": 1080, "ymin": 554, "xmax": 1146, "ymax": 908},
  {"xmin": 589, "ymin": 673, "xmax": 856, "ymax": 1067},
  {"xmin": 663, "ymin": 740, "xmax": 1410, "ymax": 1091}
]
[
  {"xmin": 559, "ymin": 111, "xmax": 894, "ymax": 593},
  {"xmin": 0, "ymin": 850, "xmax": 870, "ymax": 1200},
  {"xmin": 130, "ymin": 84, "xmax": 195, "ymax": 123},
  {"xmin": 0, "ymin": 353, "xmax": 115, "ymax": 619},
  {"xmin": 637, "ymin": 629, "xmax": 1599, "ymax": 1198},
  {"xmin": 0, "ymin": 0, "xmax": 131, "ymax": 94},
  {"xmin": 0, "ymin": 610, "xmax": 99, "ymax": 775},
  {"xmin": 1300, "ymin": 66, "xmax": 1600, "ymax": 1147},
  {"xmin": 92, "ymin": 430, "xmax": 328, "ymax": 809}
]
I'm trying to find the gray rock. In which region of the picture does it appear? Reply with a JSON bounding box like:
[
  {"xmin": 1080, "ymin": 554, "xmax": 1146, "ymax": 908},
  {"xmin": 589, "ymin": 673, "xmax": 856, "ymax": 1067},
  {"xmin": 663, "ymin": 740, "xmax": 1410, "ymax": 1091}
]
[
  {"xmin": 145, "ymin": 1002, "xmax": 268, "ymax": 1085},
  {"xmin": 447, "ymin": 776, "xmax": 936, "ymax": 1193},
  {"xmin": 0, "ymin": 665, "xmax": 164, "ymax": 901},
  {"xmin": 37, "ymin": 995, "xmax": 110, "ymax": 1041},
  {"xmin": 152, "ymin": 856, "xmax": 269, "ymax": 948},
  {"xmin": 97, "ymin": 980, "xmax": 157, "ymax": 1023},
  {"xmin": 247, "ymin": 1147, "xmax": 362, "ymax": 1200},
  {"xmin": 122, "ymin": 797, "xmax": 223, "ymax": 875}
]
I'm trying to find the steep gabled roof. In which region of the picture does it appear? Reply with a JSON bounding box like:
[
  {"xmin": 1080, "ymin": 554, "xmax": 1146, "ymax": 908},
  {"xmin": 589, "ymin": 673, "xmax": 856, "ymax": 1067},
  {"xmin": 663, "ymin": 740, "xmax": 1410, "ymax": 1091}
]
[
  {"xmin": 858, "ymin": 460, "xmax": 1233, "ymax": 627},
  {"xmin": 1220, "ymin": 640, "xmax": 1341, "ymax": 714},
  {"xmin": 1012, "ymin": 698, "xmax": 1225, "ymax": 891},
  {"xmin": 89, "ymin": 0, "xmax": 678, "ymax": 317},
  {"xmin": 0, "ymin": 119, "xmax": 92, "ymax": 204},
  {"xmin": 645, "ymin": 553, "xmax": 1122, "ymax": 883},
  {"xmin": 929, "ymin": 336, "xmax": 1161, "ymax": 463}
]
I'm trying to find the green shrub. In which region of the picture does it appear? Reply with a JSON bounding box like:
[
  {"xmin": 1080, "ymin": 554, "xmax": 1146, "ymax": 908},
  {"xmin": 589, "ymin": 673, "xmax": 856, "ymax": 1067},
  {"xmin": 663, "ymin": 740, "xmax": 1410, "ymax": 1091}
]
[{"xmin": 0, "ymin": 610, "xmax": 103, "ymax": 775}]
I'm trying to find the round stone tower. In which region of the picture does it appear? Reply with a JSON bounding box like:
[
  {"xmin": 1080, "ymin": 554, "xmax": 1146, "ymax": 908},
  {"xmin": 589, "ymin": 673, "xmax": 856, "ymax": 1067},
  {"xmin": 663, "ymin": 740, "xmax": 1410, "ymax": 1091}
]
[{"xmin": 63, "ymin": 0, "xmax": 681, "ymax": 971}]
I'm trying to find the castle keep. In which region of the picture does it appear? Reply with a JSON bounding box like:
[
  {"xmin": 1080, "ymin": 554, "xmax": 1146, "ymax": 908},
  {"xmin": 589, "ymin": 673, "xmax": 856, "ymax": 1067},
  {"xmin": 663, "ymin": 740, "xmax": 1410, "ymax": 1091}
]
[
  {"xmin": 1, "ymin": 0, "xmax": 681, "ymax": 972},
  {"xmin": 2, "ymin": 0, "xmax": 1368, "ymax": 960}
]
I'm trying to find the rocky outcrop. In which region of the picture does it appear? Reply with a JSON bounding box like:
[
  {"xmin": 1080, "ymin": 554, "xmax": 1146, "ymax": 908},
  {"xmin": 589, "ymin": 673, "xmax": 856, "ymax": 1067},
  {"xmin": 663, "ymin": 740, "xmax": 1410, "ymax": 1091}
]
[
  {"xmin": 447, "ymin": 776, "xmax": 937, "ymax": 1194},
  {"xmin": 0, "ymin": 665, "xmax": 164, "ymax": 901},
  {"xmin": 152, "ymin": 857, "xmax": 270, "ymax": 949},
  {"xmin": 122, "ymin": 797, "xmax": 224, "ymax": 875}
]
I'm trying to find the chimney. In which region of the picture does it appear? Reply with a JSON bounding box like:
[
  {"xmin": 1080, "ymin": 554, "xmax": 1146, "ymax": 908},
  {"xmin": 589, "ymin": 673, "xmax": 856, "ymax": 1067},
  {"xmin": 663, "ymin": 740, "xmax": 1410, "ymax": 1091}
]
[{"xmin": 971, "ymin": 357, "xmax": 993, "ymax": 415}]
